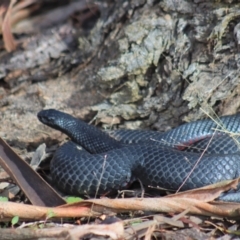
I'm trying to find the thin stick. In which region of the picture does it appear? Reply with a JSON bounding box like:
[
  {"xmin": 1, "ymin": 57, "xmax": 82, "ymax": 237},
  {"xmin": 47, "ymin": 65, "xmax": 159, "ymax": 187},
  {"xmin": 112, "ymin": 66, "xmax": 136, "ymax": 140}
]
[{"xmin": 176, "ymin": 129, "xmax": 217, "ymax": 193}]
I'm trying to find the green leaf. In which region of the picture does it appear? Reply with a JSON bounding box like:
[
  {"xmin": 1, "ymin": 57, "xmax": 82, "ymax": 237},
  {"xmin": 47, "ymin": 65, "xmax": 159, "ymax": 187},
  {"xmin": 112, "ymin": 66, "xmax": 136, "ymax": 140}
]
[
  {"xmin": 38, "ymin": 223, "xmax": 44, "ymax": 229},
  {"xmin": 66, "ymin": 196, "xmax": 83, "ymax": 204},
  {"xmin": 46, "ymin": 210, "xmax": 55, "ymax": 219},
  {"xmin": 0, "ymin": 197, "xmax": 8, "ymax": 202},
  {"xmin": 11, "ymin": 216, "xmax": 19, "ymax": 226},
  {"xmin": 130, "ymin": 220, "xmax": 143, "ymax": 225}
]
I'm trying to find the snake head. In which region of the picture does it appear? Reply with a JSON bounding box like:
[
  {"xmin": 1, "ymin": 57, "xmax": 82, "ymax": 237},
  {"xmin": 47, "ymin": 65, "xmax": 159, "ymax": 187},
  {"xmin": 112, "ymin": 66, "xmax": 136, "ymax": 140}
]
[
  {"xmin": 38, "ymin": 109, "xmax": 59, "ymax": 125},
  {"xmin": 37, "ymin": 109, "xmax": 74, "ymax": 132}
]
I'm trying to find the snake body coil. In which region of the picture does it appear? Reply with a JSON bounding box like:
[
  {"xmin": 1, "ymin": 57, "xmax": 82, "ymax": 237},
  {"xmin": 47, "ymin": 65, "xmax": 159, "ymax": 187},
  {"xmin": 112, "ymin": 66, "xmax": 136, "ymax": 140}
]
[{"xmin": 38, "ymin": 109, "xmax": 240, "ymax": 201}]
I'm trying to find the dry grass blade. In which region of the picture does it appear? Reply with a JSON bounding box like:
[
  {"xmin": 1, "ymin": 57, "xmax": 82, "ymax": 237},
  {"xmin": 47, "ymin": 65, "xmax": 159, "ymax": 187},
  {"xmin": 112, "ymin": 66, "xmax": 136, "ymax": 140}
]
[
  {"xmin": 177, "ymin": 129, "xmax": 218, "ymax": 192},
  {"xmin": 0, "ymin": 0, "xmax": 39, "ymax": 51},
  {"xmin": 0, "ymin": 2, "xmax": 8, "ymax": 31},
  {"xmin": 201, "ymin": 107, "xmax": 240, "ymax": 149},
  {"xmin": 154, "ymin": 215, "xmax": 184, "ymax": 228},
  {"xmin": 144, "ymin": 223, "xmax": 156, "ymax": 240},
  {"xmin": 166, "ymin": 178, "xmax": 240, "ymax": 202},
  {"xmin": 124, "ymin": 220, "xmax": 158, "ymax": 240},
  {"xmin": 11, "ymin": 0, "xmax": 38, "ymax": 13},
  {"xmin": 1, "ymin": 0, "xmax": 17, "ymax": 52}
]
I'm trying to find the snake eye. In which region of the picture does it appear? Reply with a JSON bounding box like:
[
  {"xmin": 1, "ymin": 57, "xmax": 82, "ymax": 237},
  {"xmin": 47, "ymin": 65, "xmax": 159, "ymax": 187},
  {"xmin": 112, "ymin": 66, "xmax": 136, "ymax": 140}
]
[
  {"xmin": 37, "ymin": 111, "xmax": 56, "ymax": 125},
  {"xmin": 38, "ymin": 116, "xmax": 47, "ymax": 124}
]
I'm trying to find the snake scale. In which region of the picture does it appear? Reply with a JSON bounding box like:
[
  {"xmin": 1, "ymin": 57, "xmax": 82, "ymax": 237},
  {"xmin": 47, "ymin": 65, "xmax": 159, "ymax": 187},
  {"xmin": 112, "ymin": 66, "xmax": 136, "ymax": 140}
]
[{"xmin": 38, "ymin": 109, "xmax": 240, "ymax": 202}]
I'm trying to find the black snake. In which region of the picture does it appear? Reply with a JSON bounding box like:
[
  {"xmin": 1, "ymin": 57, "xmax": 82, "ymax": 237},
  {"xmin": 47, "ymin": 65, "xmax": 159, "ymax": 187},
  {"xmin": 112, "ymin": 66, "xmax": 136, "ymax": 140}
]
[{"xmin": 37, "ymin": 109, "xmax": 240, "ymax": 202}]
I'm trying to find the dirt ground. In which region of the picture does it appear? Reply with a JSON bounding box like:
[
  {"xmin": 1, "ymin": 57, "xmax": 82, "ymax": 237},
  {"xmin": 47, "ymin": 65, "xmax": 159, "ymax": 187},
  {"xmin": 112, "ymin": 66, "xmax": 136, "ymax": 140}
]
[{"xmin": 1, "ymin": 0, "xmax": 240, "ymax": 239}]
